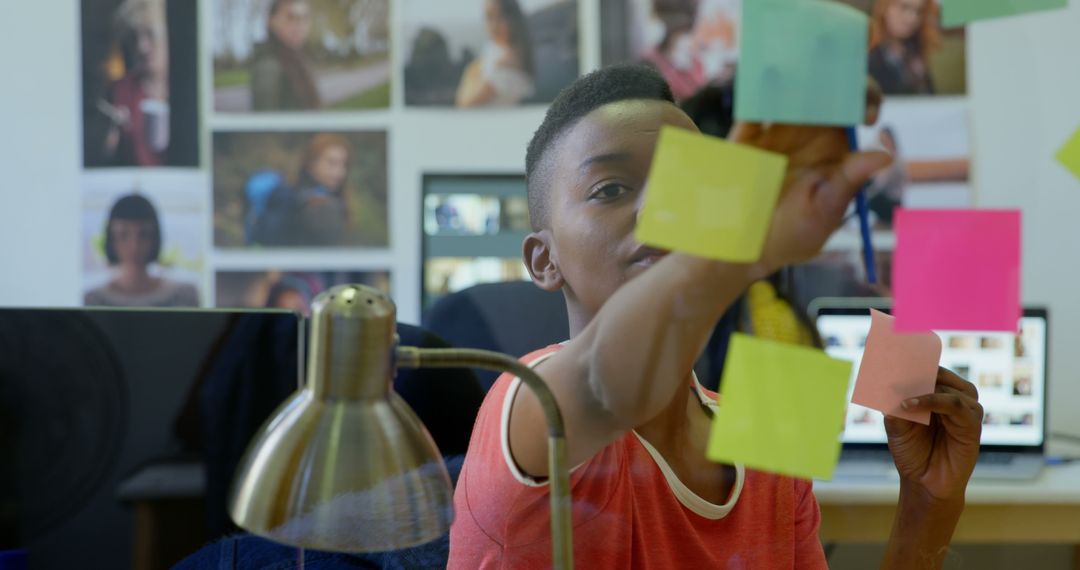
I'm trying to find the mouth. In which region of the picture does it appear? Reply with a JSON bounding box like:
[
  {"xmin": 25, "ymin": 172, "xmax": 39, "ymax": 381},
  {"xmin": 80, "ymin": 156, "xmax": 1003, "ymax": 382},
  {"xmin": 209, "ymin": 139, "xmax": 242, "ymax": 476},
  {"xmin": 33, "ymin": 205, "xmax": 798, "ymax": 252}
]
[{"xmin": 629, "ymin": 245, "xmax": 670, "ymax": 268}]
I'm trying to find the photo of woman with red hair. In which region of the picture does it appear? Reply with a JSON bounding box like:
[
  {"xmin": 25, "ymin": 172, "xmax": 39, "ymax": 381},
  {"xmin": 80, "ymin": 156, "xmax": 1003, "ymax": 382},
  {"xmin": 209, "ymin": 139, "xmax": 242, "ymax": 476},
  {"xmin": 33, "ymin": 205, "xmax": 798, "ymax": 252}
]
[
  {"xmin": 868, "ymin": 0, "xmax": 941, "ymax": 95},
  {"xmin": 212, "ymin": 130, "xmax": 388, "ymax": 248}
]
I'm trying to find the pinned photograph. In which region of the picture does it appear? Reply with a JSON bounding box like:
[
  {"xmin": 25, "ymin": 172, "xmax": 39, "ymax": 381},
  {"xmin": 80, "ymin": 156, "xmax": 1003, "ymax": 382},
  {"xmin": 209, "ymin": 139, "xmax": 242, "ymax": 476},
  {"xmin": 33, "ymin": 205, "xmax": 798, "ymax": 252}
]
[
  {"xmin": 216, "ymin": 270, "xmax": 390, "ymax": 314},
  {"xmin": 212, "ymin": 0, "xmax": 391, "ymax": 112},
  {"xmin": 600, "ymin": 0, "xmax": 740, "ymax": 101},
  {"xmin": 402, "ymin": 0, "xmax": 580, "ymax": 106},
  {"xmin": 601, "ymin": 0, "xmax": 965, "ymax": 101},
  {"xmin": 82, "ymin": 172, "xmax": 205, "ymax": 307},
  {"xmin": 842, "ymin": 0, "xmax": 966, "ymax": 97},
  {"xmin": 212, "ymin": 130, "xmax": 388, "ymax": 248},
  {"xmin": 81, "ymin": 0, "xmax": 199, "ymax": 167}
]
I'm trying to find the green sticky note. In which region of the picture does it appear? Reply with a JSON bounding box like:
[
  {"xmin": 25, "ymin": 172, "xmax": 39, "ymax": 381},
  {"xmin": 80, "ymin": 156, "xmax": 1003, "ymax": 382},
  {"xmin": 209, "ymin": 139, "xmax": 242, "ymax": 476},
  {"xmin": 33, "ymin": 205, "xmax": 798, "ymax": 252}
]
[
  {"xmin": 942, "ymin": 0, "xmax": 1068, "ymax": 27},
  {"xmin": 1055, "ymin": 126, "xmax": 1080, "ymax": 183},
  {"xmin": 635, "ymin": 127, "xmax": 787, "ymax": 262},
  {"xmin": 707, "ymin": 333, "xmax": 852, "ymax": 480},
  {"xmin": 735, "ymin": 0, "xmax": 868, "ymax": 126}
]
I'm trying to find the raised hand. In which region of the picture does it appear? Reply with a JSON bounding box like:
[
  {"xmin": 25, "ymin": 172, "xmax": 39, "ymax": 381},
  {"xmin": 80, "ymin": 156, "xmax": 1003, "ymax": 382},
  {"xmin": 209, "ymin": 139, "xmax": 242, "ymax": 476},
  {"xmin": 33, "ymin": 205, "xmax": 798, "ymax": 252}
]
[{"xmin": 729, "ymin": 83, "xmax": 890, "ymax": 275}]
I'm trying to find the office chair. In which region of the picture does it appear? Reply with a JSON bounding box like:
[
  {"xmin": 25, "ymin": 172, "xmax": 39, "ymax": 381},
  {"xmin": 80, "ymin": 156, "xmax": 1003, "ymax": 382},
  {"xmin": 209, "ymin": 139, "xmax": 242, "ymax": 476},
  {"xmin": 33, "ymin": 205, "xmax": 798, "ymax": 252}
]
[{"xmin": 423, "ymin": 281, "xmax": 570, "ymax": 391}]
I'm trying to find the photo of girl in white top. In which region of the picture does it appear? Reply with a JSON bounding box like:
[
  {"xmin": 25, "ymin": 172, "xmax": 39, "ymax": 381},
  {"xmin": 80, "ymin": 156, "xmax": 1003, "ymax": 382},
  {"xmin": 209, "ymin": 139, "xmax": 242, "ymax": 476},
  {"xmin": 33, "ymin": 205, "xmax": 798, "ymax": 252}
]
[
  {"xmin": 456, "ymin": 0, "xmax": 535, "ymax": 107},
  {"xmin": 402, "ymin": 0, "xmax": 579, "ymax": 107}
]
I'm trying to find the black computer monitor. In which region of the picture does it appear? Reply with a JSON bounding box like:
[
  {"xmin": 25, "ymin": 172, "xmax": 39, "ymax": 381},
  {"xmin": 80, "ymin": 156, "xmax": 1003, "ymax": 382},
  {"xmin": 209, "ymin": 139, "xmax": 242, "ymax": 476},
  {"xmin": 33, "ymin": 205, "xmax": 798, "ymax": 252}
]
[
  {"xmin": 0, "ymin": 307, "xmax": 301, "ymax": 568},
  {"xmin": 1, "ymin": 307, "xmax": 486, "ymax": 568}
]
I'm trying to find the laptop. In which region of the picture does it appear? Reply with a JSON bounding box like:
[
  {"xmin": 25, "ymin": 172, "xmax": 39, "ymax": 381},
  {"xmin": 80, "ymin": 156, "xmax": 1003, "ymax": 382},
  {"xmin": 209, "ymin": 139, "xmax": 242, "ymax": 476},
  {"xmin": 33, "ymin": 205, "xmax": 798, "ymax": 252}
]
[{"xmin": 811, "ymin": 299, "xmax": 1049, "ymax": 481}]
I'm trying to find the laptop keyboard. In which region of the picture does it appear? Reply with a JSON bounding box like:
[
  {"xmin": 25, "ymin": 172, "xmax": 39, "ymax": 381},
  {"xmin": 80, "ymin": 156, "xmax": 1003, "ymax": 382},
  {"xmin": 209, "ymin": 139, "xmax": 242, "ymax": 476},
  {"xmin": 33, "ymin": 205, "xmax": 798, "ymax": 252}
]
[
  {"xmin": 842, "ymin": 450, "xmax": 1016, "ymax": 464},
  {"xmin": 837, "ymin": 450, "xmax": 1020, "ymax": 473},
  {"xmin": 977, "ymin": 453, "xmax": 1015, "ymax": 465}
]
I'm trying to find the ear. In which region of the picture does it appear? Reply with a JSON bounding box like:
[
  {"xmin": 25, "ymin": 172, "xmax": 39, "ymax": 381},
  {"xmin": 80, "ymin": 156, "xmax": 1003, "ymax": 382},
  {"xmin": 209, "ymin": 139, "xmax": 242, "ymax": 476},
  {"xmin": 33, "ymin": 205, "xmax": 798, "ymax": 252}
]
[{"xmin": 522, "ymin": 230, "xmax": 563, "ymax": 292}]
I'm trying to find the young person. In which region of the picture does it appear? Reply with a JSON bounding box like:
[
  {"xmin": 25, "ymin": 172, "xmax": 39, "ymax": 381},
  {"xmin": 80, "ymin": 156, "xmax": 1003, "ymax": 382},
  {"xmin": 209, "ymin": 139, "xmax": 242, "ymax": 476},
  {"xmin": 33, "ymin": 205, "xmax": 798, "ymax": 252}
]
[
  {"xmin": 455, "ymin": 0, "xmax": 535, "ymax": 107},
  {"xmin": 84, "ymin": 193, "xmax": 199, "ymax": 307},
  {"xmin": 251, "ymin": 0, "xmax": 320, "ymax": 111},
  {"xmin": 248, "ymin": 133, "xmax": 351, "ymax": 247},
  {"xmin": 868, "ymin": 0, "xmax": 940, "ymax": 96},
  {"xmin": 449, "ymin": 64, "xmax": 983, "ymax": 568},
  {"xmin": 96, "ymin": 0, "xmax": 170, "ymax": 166}
]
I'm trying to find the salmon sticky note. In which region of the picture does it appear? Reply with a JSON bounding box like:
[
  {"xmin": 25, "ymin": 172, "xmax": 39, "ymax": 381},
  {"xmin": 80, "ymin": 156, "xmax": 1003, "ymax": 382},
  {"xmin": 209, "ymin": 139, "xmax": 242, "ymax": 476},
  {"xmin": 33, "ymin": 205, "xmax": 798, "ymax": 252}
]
[
  {"xmin": 736, "ymin": 0, "xmax": 868, "ymax": 126},
  {"xmin": 852, "ymin": 309, "xmax": 942, "ymax": 425},
  {"xmin": 942, "ymin": 0, "xmax": 1068, "ymax": 27},
  {"xmin": 1055, "ymin": 126, "xmax": 1080, "ymax": 183},
  {"xmin": 707, "ymin": 333, "xmax": 852, "ymax": 480},
  {"xmin": 893, "ymin": 209, "xmax": 1022, "ymax": 333},
  {"xmin": 635, "ymin": 127, "xmax": 787, "ymax": 262}
]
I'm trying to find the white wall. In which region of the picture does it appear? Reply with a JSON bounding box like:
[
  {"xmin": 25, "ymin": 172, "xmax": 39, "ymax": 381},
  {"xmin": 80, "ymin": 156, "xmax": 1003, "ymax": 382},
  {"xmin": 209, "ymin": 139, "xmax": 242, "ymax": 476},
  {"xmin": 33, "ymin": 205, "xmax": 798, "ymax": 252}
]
[
  {"xmin": 0, "ymin": 3, "xmax": 82, "ymax": 306},
  {"xmin": 1, "ymin": 2, "xmax": 1077, "ymax": 441},
  {"xmin": 969, "ymin": 6, "xmax": 1080, "ymax": 444}
]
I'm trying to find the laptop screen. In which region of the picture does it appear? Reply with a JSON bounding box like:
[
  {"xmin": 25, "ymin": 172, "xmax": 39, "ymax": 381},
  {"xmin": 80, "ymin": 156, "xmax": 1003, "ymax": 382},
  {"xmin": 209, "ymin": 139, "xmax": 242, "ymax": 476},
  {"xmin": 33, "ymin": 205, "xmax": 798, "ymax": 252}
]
[{"xmin": 815, "ymin": 307, "xmax": 1048, "ymax": 448}]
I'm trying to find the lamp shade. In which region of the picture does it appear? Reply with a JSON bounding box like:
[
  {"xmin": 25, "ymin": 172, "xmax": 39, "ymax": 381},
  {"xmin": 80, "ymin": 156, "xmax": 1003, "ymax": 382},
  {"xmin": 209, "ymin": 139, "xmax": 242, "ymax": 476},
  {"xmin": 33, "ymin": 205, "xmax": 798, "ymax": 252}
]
[{"xmin": 228, "ymin": 285, "xmax": 454, "ymax": 552}]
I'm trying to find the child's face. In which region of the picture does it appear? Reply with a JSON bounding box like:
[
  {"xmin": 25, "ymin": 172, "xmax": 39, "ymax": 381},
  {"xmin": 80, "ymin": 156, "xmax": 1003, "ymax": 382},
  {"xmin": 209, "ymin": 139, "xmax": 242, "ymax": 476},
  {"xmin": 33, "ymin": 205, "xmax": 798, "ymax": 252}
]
[
  {"xmin": 311, "ymin": 145, "xmax": 348, "ymax": 190},
  {"xmin": 270, "ymin": 1, "xmax": 312, "ymax": 50},
  {"xmin": 537, "ymin": 99, "xmax": 699, "ymax": 320},
  {"xmin": 884, "ymin": 0, "xmax": 925, "ymax": 41},
  {"xmin": 111, "ymin": 219, "xmax": 156, "ymax": 267}
]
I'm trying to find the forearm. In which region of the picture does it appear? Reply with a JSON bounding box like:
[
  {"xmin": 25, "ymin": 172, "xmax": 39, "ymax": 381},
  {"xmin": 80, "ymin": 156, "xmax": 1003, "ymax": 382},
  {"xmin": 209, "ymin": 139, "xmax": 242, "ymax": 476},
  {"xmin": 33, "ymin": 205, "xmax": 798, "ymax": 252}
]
[
  {"xmin": 584, "ymin": 253, "xmax": 756, "ymax": 426},
  {"xmin": 881, "ymin": 482, "xmax": 965, "ymax": 570}
]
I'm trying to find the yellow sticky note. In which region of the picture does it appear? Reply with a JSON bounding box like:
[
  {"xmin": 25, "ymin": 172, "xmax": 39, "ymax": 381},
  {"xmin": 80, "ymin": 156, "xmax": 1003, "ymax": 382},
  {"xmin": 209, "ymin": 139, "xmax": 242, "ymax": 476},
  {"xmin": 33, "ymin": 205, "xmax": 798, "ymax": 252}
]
[
  {"xmin": 1055, "ymin": 126, "xmax": 1080, "ymax": 183},
  {"xmin": 707, "ymin": 333, "xmax": 852, "ymax": 480},
  {"xmin": 636, "ymin": 127, "xmax": 788, "ymax": 262}
]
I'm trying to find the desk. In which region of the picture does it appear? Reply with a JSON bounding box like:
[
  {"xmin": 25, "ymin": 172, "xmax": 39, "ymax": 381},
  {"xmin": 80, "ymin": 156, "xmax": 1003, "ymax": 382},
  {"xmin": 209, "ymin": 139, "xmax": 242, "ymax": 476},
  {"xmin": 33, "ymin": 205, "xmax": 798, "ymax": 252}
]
[{"xmin": 815, "ymin": 463, "xmax": 1080, "ymax": 568}]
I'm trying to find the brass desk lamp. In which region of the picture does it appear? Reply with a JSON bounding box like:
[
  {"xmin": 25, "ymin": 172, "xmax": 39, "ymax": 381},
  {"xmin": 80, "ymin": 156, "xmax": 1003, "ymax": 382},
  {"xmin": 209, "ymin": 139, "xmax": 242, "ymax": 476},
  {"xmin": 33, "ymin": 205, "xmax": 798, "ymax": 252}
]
[{"xmin": 229, "ymin": 284, "xmax": 574, "ymax": 568}]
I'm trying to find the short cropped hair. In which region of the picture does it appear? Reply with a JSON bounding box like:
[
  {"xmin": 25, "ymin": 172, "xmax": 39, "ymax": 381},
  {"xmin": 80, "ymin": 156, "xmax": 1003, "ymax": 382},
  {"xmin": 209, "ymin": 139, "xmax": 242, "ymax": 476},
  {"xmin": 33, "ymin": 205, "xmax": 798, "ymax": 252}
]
[
  {"xmin": 104, "ymin": 193, "xmax": 162, "ymax": 265},
  {"xmin": 524, "ymin": 64, "xmax": 675, "ymax": 230}
]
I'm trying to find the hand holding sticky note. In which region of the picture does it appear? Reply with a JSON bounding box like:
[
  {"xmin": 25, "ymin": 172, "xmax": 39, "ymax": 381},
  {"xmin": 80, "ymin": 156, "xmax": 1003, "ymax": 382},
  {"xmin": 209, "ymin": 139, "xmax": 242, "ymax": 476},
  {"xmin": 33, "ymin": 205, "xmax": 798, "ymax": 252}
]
[
  {"xmin": 852, "ymin": 309, "xmax": 942, "ymax": 425},
  {"xmin": 635, "ymin": 127, "xmax": 787, "ymax": 262},
  {"xmin": 893, "ymin": 209, "xmax": 1022, "ymax": 333},
  {"xmin": 735, "ymin": 0, "xmax": 867, "ymax": 126},
  {"xmin": 707, "ymin": 333, "xmax": 852, "ymax": 480}
]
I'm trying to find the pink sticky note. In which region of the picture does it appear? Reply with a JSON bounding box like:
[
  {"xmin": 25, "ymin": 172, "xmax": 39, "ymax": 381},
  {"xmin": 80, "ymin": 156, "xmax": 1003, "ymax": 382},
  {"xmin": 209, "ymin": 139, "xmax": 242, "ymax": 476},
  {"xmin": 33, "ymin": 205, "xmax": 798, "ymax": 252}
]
[
  {"xmin": 852, "ymin": 309, "xmax": 942, "ymax": 425},
  {"xmin": 893, "ymin": 209, "xmax": 1021, "ymax": 333}
]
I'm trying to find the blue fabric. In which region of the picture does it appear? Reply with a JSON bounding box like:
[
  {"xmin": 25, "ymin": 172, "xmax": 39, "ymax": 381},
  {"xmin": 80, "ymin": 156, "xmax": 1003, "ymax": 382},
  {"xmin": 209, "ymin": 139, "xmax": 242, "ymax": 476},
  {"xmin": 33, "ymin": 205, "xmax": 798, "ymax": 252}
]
[
  {"xmin": 175, "ymin": 456, "xmax": 464, "ymax": 569},
  {"xmin": 423, "ymin": 281, "xmax": 569, "ymax": 391},
  {"xmin": 0, "ymin": 550, "xmax": 27, "ymax": 570},
  {"xmin": 173, "ymin": 534, "xmax": 449, "ymax": 570}
]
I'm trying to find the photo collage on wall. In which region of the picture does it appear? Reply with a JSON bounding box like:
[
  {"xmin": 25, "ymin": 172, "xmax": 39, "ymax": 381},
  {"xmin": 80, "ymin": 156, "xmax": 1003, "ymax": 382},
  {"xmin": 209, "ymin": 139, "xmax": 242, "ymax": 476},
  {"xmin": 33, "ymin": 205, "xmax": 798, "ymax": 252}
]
[
  {"xmin": 601, "ymin": 0, "xmax": 970, "ymax": 310},
  {"xmin": 79, "ymin": 0, "xmax": 397, "ymax": 311},
  {"xmin": 79, "ymin": 0, "xmax": 584, "ymax": 313},
  {"xmin": 80, "ymin": 0, "xmax": 205, "ymax": 307},
  {"xmin": 78, "ymin": 0, "xmax": 963, "ymax": 315}
]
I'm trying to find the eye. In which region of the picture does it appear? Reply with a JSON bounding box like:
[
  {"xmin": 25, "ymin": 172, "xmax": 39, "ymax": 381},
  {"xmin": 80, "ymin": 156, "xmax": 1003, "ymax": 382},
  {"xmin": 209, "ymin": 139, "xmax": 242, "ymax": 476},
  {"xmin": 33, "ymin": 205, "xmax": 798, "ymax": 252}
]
[{"xmin": 588, "ymin": 183, "xmax": 631, "ymax": 201}]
